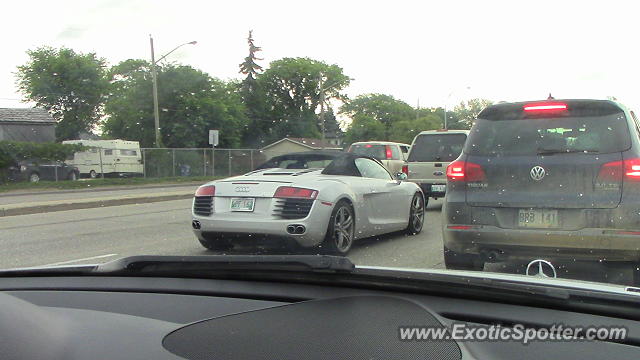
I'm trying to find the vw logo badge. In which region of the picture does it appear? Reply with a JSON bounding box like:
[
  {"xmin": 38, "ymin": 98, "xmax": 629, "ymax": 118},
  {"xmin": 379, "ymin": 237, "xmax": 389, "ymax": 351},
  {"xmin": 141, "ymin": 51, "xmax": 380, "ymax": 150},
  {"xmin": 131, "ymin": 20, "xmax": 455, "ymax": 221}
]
[
  {"xmin": 526, "ymin": 259, "xmax": 557, "ymax": 278},
  {"xmin": 530, "ymin": 166, "xmax": 546, "ymax": 181}
]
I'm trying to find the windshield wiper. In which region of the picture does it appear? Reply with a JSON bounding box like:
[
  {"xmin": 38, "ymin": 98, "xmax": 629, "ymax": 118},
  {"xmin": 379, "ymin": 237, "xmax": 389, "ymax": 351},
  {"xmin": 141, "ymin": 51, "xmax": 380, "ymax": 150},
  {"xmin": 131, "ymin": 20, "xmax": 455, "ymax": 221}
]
[{"xmin": 537, "ymin": 148, "xmax": 599, "ymax": 155}]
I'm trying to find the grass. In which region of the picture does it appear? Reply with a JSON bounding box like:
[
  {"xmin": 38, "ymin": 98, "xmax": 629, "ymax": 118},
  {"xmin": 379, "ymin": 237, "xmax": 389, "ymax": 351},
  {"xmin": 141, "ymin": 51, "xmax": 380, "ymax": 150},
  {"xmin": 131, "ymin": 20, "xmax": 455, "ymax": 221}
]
[{"xmin": 0, "ymin": 176, "xmax": 221, "ymax": 193}]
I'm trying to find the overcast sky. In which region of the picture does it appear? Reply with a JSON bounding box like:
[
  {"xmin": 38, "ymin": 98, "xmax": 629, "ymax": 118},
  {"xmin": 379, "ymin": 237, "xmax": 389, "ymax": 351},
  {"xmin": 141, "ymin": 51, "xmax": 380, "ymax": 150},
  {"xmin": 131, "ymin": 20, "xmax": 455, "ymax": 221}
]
[{"xmin": 2, "ymin": 0, "xmax": 639, "ymax": 113}]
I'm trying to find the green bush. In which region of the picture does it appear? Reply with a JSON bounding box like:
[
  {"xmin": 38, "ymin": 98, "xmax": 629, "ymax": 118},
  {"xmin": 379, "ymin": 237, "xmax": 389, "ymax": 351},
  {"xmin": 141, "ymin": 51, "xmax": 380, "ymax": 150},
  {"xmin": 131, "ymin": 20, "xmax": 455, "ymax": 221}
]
[{"xmin": 0, "ymin": 141, "xmax": 86, "ymax": 169}]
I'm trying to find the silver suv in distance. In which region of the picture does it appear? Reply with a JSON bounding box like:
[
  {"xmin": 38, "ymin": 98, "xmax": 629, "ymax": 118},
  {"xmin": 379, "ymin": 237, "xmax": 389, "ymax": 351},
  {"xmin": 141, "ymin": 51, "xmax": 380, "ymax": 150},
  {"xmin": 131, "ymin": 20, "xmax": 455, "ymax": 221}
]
[
  {"xmin": 347, "ymin": 141, "xmax": 410, "ymax": 174},
  {"xmin": 443, "ymin": 99, "xmax": 640, "ymax": 274},
  {"xmin": 406, "ymin": 130, "xmax": 468, "ymax": 203}
]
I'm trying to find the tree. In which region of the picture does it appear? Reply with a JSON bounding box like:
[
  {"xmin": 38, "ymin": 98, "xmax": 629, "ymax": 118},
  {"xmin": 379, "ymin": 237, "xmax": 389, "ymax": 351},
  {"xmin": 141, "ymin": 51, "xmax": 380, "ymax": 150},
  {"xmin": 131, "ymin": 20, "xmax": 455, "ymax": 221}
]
[
  {"xmin": 343, "ymin": 114, "xmax": 386, "ymax": 145},
  {"xmin": 341, "ymin": 94, "xmax": 415, "ymax": 138},
  {"xmin": 257, "ymin": 57, "xmax": 350, "ymax": 143},
  {"xmin": 16, "ymin": 47, "xmax": 109, "ymax": 141},
  {"xmin": 238, "ymin": 30, "xmax": 268, "ymax": 147},
  {"xmin": 103, "ymin": 61, "xmax": 247, "ymax": 148},
  {"xmin": 388, "ymin": 114, "xmax": 442, "ymax": 144},
  {"xmin": 453, "ymin": 98, "xmax": 494, "ymax": 128},
  {"xmin": 239, "ymin": 30, "xmax": 263, "ymax": 92},
  {"xmin": 322, "ymin": 108, "xmax": 343, "ymax": 143}
]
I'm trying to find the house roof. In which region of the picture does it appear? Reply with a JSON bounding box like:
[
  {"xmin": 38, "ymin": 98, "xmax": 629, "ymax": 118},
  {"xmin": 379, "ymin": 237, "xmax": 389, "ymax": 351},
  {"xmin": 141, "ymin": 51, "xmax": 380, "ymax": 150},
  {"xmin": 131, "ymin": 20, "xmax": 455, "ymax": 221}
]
[
  {"xmin": 261, "ymin": 137, "xmax": 342, "ymax": 151},
  {"xmin": 0, "ymin": 108, "xmax": 55, "ymax": 124}
]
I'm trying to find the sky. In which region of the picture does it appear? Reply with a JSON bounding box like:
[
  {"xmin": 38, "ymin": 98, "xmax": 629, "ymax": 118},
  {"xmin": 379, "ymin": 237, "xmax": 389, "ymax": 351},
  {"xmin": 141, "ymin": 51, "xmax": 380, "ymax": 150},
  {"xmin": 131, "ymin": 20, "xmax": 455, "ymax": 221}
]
[{"xmin": 1, "ymin": 0, "xmax": 640, "ymax": 113}]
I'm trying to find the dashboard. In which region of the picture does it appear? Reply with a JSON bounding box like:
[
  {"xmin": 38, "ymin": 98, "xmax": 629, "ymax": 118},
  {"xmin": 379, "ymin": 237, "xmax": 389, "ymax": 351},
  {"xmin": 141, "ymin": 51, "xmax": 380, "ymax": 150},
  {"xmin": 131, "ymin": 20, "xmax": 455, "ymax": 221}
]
[{"xmin": 1, "ymin": 275, "xmax": 639, "ymax": 359}]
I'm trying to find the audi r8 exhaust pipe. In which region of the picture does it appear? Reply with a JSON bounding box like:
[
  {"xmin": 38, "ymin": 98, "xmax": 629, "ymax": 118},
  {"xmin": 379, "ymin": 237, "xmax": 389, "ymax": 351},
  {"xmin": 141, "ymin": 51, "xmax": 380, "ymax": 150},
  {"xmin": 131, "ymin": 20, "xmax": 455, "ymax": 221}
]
[
  {"xmin": 287, "ymin": 225, "xmax": 306, "ymax": 234},
  {"xmin": 192, "ymin": 220, "xmax": 201, "ymax": 230}
]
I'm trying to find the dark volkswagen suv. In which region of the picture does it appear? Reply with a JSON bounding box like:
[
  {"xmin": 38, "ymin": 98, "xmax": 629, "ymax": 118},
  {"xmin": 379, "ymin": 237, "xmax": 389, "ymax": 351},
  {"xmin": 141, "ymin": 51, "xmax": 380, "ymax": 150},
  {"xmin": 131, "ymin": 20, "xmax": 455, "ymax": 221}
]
[{"xmin": 443, "ymin": 99, "xmax": 640, "ymax": 273}]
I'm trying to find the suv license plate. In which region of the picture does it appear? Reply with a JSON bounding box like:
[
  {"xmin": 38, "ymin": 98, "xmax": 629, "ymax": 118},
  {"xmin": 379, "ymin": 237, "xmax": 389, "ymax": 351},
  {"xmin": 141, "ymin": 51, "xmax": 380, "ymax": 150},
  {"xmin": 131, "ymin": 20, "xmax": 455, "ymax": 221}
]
[
  {"xmin": 431, "ymin": 184, "xmax": 446, "ymax": 192},
  {"xmin": 518, "ymin": 209, "xmax": 559, "ymax": 228},
  {"xmin": 230, "ymin": 198, "xmax": 255, "ymax": 212}
]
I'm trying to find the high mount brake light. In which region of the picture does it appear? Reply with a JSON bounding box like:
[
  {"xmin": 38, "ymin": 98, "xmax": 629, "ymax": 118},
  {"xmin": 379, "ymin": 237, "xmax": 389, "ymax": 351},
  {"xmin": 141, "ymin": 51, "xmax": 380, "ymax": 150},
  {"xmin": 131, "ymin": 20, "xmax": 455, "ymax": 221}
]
[
  {"xmin": 523, "ymin": 102, "xmax": 568, "ymax": 112},
  {"xmin": 274, "ymin": 186, "xmax": 318, "ymax": 199}
]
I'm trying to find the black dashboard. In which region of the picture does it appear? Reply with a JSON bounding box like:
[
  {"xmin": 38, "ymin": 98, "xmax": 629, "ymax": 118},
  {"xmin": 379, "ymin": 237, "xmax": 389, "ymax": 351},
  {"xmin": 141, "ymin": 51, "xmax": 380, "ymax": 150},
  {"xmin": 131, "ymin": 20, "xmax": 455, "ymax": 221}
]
[{"xmin": 1, "ymin": 275, "xmax": 639, "ymax": 359}]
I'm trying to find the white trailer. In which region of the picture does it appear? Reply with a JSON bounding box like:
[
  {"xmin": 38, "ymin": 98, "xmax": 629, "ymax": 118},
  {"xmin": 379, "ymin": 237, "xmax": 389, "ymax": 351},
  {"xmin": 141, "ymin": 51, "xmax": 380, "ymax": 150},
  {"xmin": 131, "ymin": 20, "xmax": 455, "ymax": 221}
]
[{"xmin": 62, "ymin": 139, "xmax": 144, "ymax": 178}]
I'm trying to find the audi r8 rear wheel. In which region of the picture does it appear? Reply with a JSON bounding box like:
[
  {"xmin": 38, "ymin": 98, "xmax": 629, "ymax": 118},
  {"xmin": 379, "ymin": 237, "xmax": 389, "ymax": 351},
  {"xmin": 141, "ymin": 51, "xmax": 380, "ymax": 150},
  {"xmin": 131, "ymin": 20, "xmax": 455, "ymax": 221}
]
[
  {"xmin": 321, "ymin": 200, "xmax": 355, "ymax": 255},
  {"xmin": 405, "ymin": 192, "xmax": 425, "ymax": 235}
]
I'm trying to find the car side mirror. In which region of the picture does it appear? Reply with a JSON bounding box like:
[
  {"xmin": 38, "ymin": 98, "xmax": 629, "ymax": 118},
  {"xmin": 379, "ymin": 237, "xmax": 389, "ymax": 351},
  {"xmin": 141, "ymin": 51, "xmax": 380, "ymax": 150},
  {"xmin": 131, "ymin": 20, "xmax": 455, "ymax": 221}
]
[{"xmin": 396, "ymin": 172, "xmax": 408, "ymax": 181}]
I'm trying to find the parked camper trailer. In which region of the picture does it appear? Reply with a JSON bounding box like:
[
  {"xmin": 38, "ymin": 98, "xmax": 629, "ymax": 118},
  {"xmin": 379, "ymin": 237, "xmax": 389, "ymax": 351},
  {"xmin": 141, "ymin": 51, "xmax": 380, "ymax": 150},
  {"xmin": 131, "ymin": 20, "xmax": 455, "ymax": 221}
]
[{"xmin": 63, "ymin": 140, "xmax": 143, "ymax": 178}]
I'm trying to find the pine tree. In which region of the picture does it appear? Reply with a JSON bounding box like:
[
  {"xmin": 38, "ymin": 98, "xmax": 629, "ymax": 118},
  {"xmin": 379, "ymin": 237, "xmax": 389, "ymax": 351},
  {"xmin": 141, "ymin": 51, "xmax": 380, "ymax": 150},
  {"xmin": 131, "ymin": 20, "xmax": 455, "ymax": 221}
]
[
  {"xmin": 239, "ymin": 30, "xmax": 267, "ymax": 146},
  {"xmin": 239, "ymin": 30, "xmax": 263, "ymax": 92}
]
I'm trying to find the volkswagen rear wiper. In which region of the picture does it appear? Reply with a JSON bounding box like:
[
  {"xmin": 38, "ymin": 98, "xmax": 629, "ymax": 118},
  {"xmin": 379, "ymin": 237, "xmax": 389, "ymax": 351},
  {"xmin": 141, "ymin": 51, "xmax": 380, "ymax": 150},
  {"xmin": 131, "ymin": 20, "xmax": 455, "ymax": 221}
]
[{"xmin": 537, "ymin": 148, "xmax": 599, "ymax": 155}]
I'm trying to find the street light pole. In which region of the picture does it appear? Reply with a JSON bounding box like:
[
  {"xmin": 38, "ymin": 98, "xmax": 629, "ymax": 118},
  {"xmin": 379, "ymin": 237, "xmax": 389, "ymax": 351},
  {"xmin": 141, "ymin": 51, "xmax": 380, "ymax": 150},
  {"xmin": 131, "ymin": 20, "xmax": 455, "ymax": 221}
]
[
  {"xmin": 149, "ymin": 35, "xmax": 197, "ymax": 148},
  {"xmin": 319, "ymin": 75, "xmax": 326, "ymax": 148},
  {"xmin": 443, "ymin": 86, "xmax": 471, "ymax": 130},
  {"xmin": 444, "ymin": 91, "xmax": 453, "ymax": 130}
]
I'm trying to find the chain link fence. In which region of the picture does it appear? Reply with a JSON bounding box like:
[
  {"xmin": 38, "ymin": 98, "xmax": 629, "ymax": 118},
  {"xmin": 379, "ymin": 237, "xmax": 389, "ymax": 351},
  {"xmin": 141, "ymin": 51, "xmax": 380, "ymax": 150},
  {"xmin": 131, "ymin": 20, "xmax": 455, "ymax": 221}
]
[
  {"xmin": 141, "ymin": 148, "xmax": 271, "ymax": 178},
  {"xmin": 19, "ymin": 147, "xmax": 307, "ymax": 181}
]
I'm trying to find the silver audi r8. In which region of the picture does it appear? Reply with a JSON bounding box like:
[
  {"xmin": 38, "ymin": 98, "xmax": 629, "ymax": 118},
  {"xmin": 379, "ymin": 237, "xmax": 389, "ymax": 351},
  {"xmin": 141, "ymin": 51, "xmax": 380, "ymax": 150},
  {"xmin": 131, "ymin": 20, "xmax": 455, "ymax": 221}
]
[{"xmin": 191, "ymin": 153, "xmax": 425, "ymax": 254}]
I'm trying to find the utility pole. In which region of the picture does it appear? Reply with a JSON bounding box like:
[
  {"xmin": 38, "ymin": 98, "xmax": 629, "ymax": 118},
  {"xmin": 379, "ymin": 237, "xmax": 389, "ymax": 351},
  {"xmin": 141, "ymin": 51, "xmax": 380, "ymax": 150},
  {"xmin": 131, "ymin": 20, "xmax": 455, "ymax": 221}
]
[
  {"xmin": 150, "ymin": 35, "xmax": 161, "ymax": 147},
  {"xmin": 319, "ymin": 74, "xmax": 326, "ymax": 149}
]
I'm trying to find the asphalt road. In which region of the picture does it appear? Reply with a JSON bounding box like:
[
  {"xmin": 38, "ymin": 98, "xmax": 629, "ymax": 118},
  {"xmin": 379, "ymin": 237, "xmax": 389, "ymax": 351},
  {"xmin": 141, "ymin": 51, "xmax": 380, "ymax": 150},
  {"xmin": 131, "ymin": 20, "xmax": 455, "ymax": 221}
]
[
  {"xmin": 2, "ymin": 195, "xmax": 636, "ymax": 285},
  {"xmin": 0, "ymin": 197, "xmax": 446, "ymax": 270}
]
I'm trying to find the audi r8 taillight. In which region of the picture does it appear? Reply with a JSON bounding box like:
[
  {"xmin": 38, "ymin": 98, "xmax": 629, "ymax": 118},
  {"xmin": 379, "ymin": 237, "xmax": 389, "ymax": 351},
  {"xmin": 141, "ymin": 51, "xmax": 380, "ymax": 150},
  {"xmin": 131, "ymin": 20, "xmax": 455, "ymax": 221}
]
[
  {"xmin": 274, "ymin": 186, "xmax": 318, "ymax": 199},
  {"xmin": 195, "ymin": 185, "xmax": 215, "ymax": 196}
]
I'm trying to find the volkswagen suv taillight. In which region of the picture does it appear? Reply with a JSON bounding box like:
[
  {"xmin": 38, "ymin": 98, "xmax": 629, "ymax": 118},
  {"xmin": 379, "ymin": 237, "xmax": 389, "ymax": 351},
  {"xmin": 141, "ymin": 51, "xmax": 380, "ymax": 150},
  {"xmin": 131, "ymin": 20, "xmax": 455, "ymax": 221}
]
[
  {"xmin": 598, "ymin": 158, "xmax": 640, "ymax": 182},
  {"xmin": 447, "ymin": 161, "xmax": 486, "ymax": 182}
]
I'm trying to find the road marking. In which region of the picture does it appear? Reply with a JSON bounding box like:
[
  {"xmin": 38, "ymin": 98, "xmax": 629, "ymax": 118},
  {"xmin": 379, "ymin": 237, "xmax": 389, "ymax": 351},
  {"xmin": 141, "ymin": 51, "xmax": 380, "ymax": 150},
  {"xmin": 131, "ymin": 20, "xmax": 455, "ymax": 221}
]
[{"xmin": 41, "ymin": 253, "xmax": 118, "ymax": 267}]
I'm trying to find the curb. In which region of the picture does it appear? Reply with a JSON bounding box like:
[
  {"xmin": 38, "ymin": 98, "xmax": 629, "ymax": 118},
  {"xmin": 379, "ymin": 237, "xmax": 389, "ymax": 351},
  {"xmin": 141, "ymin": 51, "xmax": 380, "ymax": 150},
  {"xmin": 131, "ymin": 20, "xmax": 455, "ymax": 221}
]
[
  {"xmin": 1, "ymin": 182, "xmax": 203, "ymax": 198},
  {"xmin": 1, "ymin": 193, "xmax": 193, "ymax": 217}
]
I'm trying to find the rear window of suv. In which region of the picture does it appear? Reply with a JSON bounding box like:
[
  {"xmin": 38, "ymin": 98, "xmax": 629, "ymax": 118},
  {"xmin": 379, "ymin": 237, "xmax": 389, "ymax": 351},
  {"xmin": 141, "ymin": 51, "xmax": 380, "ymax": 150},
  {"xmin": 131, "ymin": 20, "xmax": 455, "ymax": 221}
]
[
  {"xmin": 466, "ymin": 112, "xmax": 631, "ymax": 156},
  {"xmin": 408, "ymin": 134, "xmax": 466, "ymax": 162},
  {"xmin": 349, "ymin": 144, "xmax": 400, "ymax": 160}
]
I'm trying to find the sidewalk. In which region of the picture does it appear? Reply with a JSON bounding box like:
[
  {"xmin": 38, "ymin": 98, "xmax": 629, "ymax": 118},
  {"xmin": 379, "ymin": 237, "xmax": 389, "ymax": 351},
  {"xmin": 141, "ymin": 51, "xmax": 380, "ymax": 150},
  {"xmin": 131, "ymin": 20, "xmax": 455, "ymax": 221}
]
[{"xmin": 0, "ymin": 184, "xmax": 199, "ymax": 217}]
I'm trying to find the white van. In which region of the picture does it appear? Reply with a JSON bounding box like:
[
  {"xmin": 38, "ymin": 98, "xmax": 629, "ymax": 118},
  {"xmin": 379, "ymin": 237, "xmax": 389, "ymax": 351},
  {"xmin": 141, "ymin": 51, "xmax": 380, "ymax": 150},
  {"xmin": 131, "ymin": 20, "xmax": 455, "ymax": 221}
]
[{"xmin": 63, "ymin": 139, "xmax": 144, "ymax": 178}]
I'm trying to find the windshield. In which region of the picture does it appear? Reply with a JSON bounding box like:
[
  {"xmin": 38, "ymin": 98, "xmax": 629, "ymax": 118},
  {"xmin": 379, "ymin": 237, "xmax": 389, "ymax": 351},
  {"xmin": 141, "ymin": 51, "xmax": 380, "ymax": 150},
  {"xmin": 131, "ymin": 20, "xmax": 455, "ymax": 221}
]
[
  {"xmin": 408, "ymin": 134, "xmax": 466, "ymax": 162},
  {"xmin": 467, "ymin": 114, "xmax": 631, "ymax": 156},
  {"xmin": 349, "ymin": 144, "xmax": 390, "ymax": 160},
  {"xmin": 3, "ymin": 0, "xmax": 640, "ymax": 294}
]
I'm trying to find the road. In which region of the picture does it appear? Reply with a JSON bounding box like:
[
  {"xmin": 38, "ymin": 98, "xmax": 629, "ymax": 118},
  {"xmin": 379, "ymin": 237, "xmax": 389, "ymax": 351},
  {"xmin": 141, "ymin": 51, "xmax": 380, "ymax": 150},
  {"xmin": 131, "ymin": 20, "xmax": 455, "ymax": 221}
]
[
  {"xmin": 0, "ymin": 197, "xmax": 446, "ymax": 270},
  {"xmin": 1, "ymin": 195, "xmax": 635, "ymax": 285}
]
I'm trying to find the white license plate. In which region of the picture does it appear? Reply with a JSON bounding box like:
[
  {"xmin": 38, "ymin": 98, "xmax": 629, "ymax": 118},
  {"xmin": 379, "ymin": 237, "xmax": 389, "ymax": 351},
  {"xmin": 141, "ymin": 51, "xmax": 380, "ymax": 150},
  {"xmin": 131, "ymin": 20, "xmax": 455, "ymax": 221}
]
[
  {"xmin": 518, "ymin": 209, "xmax": 559, "ymax": 228},
  {"xmin": 230, "ymin": 198, "xmax": 255, "ymax": 212},
  {"xmin": 431, "ymin": 185, "xmax": 446, "ymax": 192}
]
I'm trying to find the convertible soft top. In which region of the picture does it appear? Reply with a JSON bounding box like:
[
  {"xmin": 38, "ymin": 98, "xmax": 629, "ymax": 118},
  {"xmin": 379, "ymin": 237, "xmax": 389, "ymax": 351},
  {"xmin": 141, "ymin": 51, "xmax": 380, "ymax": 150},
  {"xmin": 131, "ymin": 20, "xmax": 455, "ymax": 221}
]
[
  {"xmin": 255, "ymin": 150, "xmax": 343, "ymax": 170},
  {"xmin": 321, "ymin": 153, "xmax": 383, "ymax": 177}
]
